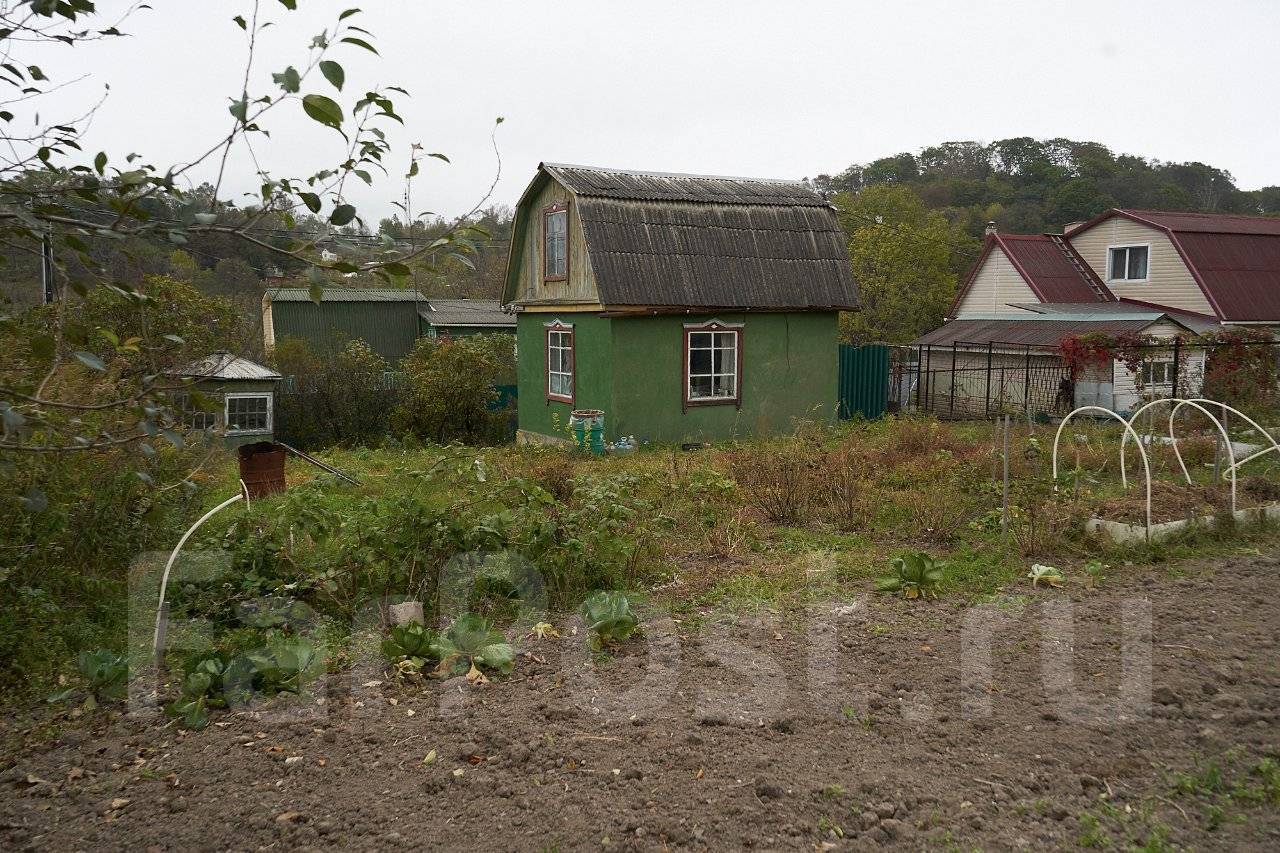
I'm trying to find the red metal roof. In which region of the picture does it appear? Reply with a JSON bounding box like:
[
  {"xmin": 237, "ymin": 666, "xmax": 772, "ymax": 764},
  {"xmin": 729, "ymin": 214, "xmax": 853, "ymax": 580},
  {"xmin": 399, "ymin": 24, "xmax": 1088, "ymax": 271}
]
[
  {"xmin": 997, "ymin": 234, "xmax": 1114, "ymax": 303},
  {"xmin": 1066, "ymin": 208, "xmax": 1280, "ymax": 322},
  {"xmin": 949, "ymin": 233, "xmax": 1113, "ymax": 315}
]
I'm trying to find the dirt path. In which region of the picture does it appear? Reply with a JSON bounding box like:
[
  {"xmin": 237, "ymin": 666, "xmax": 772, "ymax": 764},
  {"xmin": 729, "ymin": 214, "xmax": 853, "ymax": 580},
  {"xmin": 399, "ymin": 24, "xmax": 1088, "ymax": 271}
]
[{"xmin": 3, "ymin": 552, "xmax": 1280, "ymax": 851}]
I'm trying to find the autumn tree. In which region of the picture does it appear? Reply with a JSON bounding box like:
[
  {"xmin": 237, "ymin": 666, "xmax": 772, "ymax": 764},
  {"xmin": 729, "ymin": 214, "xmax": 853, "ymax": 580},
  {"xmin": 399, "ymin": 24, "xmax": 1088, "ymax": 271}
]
[{"xmin": 834, "ymin": 185, "xmax": 975, "ymax": 344}]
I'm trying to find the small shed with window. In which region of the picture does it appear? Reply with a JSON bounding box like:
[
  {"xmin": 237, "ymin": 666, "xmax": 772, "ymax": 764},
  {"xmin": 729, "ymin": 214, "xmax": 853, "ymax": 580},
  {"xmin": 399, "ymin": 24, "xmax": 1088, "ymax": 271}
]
[
  {"xmin": 502, "ymin": 163, "xmax": 860, "ymax": 444},
  {"xmin": 170, "ymin": 351, "xmax": 281, "ymax": 448}
]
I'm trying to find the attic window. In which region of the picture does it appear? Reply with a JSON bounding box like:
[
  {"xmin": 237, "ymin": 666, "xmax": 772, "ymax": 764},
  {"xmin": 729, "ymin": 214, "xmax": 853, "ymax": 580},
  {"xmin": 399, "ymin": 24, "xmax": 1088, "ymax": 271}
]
[
  {"xmin": 544, "ymin": 204, "xmax": 568, "ymax": 281},
  {"xmin": 1108, "ymin": 245, "xmax": 1149, "ymax": 282},
  {"xmin": 684, "ymin": 321, "xmax": 742, "ymax": 409}
]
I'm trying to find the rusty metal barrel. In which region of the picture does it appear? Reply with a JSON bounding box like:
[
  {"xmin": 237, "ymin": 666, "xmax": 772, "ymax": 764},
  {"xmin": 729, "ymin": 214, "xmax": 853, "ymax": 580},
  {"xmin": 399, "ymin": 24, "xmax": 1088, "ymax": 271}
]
[{"xmin": 237, "ymin": 441, "xmax": 286, "ymax": 498}]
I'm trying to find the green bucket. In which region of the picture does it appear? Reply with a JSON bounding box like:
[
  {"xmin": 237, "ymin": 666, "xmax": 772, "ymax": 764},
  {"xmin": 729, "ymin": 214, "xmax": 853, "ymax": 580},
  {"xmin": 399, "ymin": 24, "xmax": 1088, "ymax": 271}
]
[{"xmin": 570, "ymin": 409, "xmax": 605, "ymax": 456}]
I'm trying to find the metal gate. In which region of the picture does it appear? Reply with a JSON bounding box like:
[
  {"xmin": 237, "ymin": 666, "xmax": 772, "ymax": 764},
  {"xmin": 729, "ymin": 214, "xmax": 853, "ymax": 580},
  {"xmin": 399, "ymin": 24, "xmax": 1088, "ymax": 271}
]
[{"xmin": 837, "ymin": 344, "xmax": 889, "ymax": 420}]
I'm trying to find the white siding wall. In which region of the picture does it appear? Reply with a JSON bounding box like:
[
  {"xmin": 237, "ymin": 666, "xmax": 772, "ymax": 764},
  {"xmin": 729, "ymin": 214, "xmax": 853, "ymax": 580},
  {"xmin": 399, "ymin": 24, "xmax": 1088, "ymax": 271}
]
[
  {"xmin": 1110, "ymin": 320, "xmax": 1205, "ymax": 412},
  {"xmin": 1068, "ymin": 218, "xmax": 1216, "ymax": 315},
  {"xmin": 953, "ymin": 248, "xmax": 1038, "ymax": 317}
]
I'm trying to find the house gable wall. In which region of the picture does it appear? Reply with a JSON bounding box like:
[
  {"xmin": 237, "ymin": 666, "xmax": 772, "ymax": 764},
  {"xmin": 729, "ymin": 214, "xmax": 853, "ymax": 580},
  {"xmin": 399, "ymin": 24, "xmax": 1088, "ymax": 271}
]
[
  {"xmin": 953, "ymin": 247, "xmax": 1038, "ymax": 316},
  {"xmin": 1068, "ymin": 218, "xmax": 1216, "ymax": 316},
  {"xmin": 510, "ymin": 177, "xmax": 600, "ymax": 306}
]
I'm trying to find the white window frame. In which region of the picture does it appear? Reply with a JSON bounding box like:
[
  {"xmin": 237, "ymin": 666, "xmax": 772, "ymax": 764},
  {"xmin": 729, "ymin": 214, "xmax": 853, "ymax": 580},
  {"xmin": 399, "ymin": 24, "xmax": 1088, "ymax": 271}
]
[
  {"xmin": 545, "ymin": 320, "xmax": 574, "ymax": 403},
  {"xmin": 224, "ymin": 392, "xmax": 273, "ymax": 435},
  {"xmin": 1107, "ymin": 243, "xmax": 1151, "ymax": 283},
  {"xmin": 1139, "ymin": 359, "xmax": 1174, "ymax": 388},
  {"xmin": 684, "ymin": 320, "xmax": 743, "ymax": 408}
]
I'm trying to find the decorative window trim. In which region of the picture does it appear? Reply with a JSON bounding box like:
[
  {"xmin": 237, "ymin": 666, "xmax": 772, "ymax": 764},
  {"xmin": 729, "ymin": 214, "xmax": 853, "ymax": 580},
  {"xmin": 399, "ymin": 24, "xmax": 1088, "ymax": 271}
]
[
  {"xmin": 682, "ymin": 320, "xmax": 743, "ymax": 411},
  {"xmin": 224, "ymin": 392, "xmax": 273, "ymax": 436},
  {"xmin": 1106, "ymin": 243, "xmax": 1151, "ymax": 283},
  {"xmin": 543, "ymin": 202, "xmax": 569, "ymax": 283},
  {"xmin": 544, "ymin": 320, "xmax": 574, "ymax": 404}
]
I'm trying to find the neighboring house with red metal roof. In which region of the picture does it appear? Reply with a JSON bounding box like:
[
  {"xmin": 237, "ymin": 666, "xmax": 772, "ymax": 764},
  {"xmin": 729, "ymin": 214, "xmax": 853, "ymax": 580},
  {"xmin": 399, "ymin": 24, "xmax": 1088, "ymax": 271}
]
[{"xmin": 1065, "ymin": 209, "xmax": 1280, "ymax": 326}]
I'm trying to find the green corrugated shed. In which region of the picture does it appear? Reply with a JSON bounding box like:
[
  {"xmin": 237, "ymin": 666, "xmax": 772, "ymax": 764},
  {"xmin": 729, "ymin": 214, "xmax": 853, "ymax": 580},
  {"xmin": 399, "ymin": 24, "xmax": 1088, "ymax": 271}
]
[{"xmin": 266, "ymin": 289, "xmax": 425, "ymax": 363}]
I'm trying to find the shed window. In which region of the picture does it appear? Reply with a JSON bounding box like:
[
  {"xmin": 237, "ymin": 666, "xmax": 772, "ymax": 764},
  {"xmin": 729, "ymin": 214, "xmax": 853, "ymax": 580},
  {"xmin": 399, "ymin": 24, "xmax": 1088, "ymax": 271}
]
[
  {"xmin": 173, "ymin": 392, "xmax": 217, "ymax": 431},
  {"xmin": 1108, "ymin": 245, "xmax": 1149, "ymax": 281},
  {"xmin": 685, "ymin": 323, "xmax": 741, "ymax": 406},
  {"xmin": 1140, "ymin": 359, "xmax": 1174, "ymax": 387},
  {"xmin": 546, "ymin": 324, "xmax": 574, "ymax": 402},
  {"xmin": 225, "ymin": 393, "xmax": 272, "ymax": 434},
  {"xmin": 544, "ymin": 206, "xmax": 568, "ymax": 280}
]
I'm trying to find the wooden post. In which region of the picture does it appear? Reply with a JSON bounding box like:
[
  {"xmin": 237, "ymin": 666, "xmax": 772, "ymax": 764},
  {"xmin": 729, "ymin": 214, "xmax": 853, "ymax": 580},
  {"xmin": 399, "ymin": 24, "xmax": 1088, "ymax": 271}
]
[
  {"xmin": 1172, "ymin": 337, "xmax": 1182, "ymax": 399},
  {"xmin": 1023, "ymin": 346, "xmax": 1032, "ymax": 419},
  {"xmin": 985, "ymin": 341, "xmax": 993, "ymax": 419},
  {"xmin": 949, "ymin": 342, "xmax": 957, "ymax": 417},
  {"xmin": 1001, "ymin": 414, "xmax": 1010, "ymax": 542}
]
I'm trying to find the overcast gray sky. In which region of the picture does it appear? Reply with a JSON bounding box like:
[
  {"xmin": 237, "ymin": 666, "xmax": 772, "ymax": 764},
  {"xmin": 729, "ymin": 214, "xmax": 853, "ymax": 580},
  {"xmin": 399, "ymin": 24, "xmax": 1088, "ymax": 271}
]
[{"xmin": 32, "ymin": 0, "xmax": 1280, "ymax": 222}]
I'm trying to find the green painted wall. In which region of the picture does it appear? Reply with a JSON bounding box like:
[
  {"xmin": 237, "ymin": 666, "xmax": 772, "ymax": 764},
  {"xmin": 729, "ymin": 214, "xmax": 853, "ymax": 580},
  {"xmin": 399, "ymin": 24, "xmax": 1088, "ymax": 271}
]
[
  {"xmin": 517, "ymin": 311, "xmax": 838, "ymax": 444},
  {"xmin": 272, "ymin": 301, "xmax": 420, "ymax": 364},
  {"xmin": 517, "ymin": 312, "xmax": 614, "ymax": 441}
]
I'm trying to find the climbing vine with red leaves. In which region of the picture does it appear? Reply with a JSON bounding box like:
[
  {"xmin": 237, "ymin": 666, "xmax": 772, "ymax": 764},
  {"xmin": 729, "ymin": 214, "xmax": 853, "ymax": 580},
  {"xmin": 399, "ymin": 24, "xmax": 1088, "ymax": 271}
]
[
  {"xmin": 1201, "ymin": 328, "xmax": 1280, "ymax": 405},
  {"xmin": 1057, "ymin": 332, "xmax": 1152, "ymax": 380}
]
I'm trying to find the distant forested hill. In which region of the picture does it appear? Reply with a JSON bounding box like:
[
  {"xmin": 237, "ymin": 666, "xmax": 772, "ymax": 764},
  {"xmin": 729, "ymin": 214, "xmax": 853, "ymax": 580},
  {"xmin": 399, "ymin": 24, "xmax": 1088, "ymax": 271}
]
[{"xmin": 809, "ymin": 137, "xmax": 1280, "ymax": 238}]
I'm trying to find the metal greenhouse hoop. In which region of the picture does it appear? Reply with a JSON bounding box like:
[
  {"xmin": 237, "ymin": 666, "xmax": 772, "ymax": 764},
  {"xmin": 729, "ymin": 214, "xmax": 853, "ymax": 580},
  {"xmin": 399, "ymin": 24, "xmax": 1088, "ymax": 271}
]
[{"xmin": 1052, "ymin": 405, "xmax": 1153, "ymax": 540}]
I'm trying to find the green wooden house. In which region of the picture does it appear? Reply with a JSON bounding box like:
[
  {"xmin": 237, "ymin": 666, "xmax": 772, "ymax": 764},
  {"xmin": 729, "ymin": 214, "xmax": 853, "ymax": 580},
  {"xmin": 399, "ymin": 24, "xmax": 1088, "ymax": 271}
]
[
  {"xmin": 502, "ymin": 163, "xmax": 860, "ymax": 444},
  {"xmin": 169, "ymin": 351, "xmax": 281, "ymax": 448}
]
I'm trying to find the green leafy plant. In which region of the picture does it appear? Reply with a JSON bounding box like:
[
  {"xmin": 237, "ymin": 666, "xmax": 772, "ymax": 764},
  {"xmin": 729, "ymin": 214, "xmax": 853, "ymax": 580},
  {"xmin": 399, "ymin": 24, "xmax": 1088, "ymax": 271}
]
[
  {"xmin": 381, "ymin": 621, "xmax": 440, "ymax": 669},
  {"xmin": 54, "ymin": 649, "xmax": 128, "ymax": 708},
  {"xmin": 1083, "ymin": 560, "xmax": 1108, "ymax": 588},
  {"xmin": 246, "ymin": 639, "xmax": 324, "ymax": 694},
  {"xmin": 875, "ymin": 552, "xmax": 945, "ymax": 600},
  {"xmin": 432, "ymin": 613, "xmax": 514, "ymax": 683},
  {"xmin": 579, "ymin": 591, "xmax": 639, "ymax": 648},
  {"xmin": 1028, "ymin": 564, "xmax": 1065, "ymax": 588}
]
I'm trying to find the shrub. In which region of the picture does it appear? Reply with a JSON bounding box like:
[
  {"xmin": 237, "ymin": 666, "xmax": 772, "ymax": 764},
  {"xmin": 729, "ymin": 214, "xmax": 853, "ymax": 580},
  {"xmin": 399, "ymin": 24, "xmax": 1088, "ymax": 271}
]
[
  {"xmin": 391, "ymin": 334, "xmax": 515, "ymax": 445},
  {"xmin": 728, "ymin": 438, "xmax": 821, "ymax": 525},
  {"xmin": 272, "ymin": 335, "xmax": 397, "ymax": 449}
]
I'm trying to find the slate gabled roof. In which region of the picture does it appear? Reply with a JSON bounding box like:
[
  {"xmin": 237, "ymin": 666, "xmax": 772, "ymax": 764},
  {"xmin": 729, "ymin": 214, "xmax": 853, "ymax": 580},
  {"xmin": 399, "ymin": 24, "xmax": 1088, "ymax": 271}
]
[
  {"xmin": 1066, "ymin": 209, "xmax": 1280, "ymax": 322},
  {"xmin": 505, "ymin": 163, "xmax": 860, "ymax": 311},
  {"xmin": 171, "ymin": 351, "xmax": 281, "ymax": 381},
  {"xmin": 418, "ymin": 299, "xmax": 513, "ymax": 328}
]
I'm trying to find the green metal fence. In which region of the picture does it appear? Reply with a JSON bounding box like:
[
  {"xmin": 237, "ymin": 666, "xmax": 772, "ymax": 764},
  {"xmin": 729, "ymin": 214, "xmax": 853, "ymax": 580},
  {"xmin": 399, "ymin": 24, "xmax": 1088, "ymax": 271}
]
[{"xmin": 837, "ymin": 344, "xmax": 889, "ymax": 420}]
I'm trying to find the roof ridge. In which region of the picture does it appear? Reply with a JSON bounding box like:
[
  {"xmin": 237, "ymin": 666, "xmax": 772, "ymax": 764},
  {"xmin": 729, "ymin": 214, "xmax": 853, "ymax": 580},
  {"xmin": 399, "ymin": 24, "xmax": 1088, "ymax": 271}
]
[{"xmin": 543, "ymin": 162, "xmax": 804, "ymax": 186}]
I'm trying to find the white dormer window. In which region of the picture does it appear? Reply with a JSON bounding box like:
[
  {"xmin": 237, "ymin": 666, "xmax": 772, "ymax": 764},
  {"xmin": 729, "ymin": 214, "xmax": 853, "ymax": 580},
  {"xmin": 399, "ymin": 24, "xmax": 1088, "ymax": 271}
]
[{"xmin": 1108, "ymin": 245, "xmax": 1149, "ymax": 282}]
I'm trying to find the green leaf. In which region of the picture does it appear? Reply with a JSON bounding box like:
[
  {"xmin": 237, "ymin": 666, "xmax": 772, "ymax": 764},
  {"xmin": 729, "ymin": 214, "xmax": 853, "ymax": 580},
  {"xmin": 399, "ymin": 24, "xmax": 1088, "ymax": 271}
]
[
  {"xmin": 406, "ymin": 160, "xmax": 419, "ymax": 178},
  {"xmin": 297, "ymin": 191, "xmax": 321, "ymax": 213},
  {"xmin": 301, "ymin": 93, "xmax": 344, "ymax": 129},
  {"xmin": 272, "ymin": 66, "xmax": 301, "ymax": 94},
  {"xmin": 319, "ymin": 60, "xmax": 344, "ymax": 91},
  {"xmin": 93, "ymin": 151, "xmax": 106, "ymax": 174},
  {"xmin": 339, "ymin": 7, "xmax": 361, "ymax": 20},
  {"xmin": 427, "ymin": 152, "xmax": 449, "ymax": 163},
  {"xmin": 276, "ymin": 0, "xmax": 297, "ymax": 9},
  {"xmin": 228, "ymin": 97, "xmax": 249, "ymax": 123},
  {"xmin": 340, "ymin": 36, "xmax": 378, "ymax": 54},
  {"xmin": 232, "ymin": 14, "xmax": 246, "ymax": 30},
  {"xmin": 329, "ymin": 203, "xmax": 356, "ymax": 226},
  {"xmin": 73, "ymin": 350, "xmax": 106, "ymax": 371}
]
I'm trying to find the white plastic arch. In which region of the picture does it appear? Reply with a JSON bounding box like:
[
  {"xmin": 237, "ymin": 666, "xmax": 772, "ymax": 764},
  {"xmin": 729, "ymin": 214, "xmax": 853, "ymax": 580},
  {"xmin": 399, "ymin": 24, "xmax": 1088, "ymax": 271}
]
[
  {"xmin": 1118, "ymin": 398, "xmax": 1238, "ymax": 515},
  {"xmin": 1179, "ymin": 398, "xmax": 1280, "ymax": 476},
  {"xmin": 1052, "ymin": 405, "xmax": 1153, "ymax": 539},
  {"xmin": 152, "ymin": 481, "xmax": 250, "ymax": 667}
]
